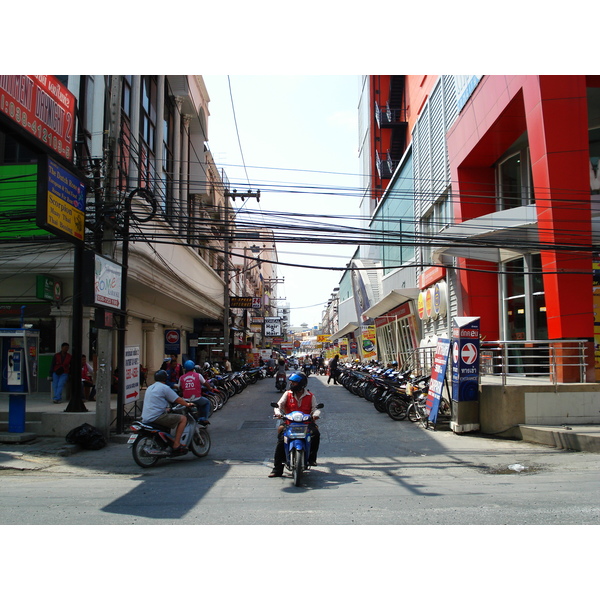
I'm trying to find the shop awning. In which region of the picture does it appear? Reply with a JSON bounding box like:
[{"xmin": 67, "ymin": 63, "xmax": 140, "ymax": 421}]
[
  {"xmin": 431, "ymin": 205, "xmax": 539, "ymax": 264},
  {"xmin": 362, "ymin": 288, "xmax": 420, "ymax": 320},
  {"xmin": 329, "ymin": 321, "xmax": 359, "ymax": 341}
]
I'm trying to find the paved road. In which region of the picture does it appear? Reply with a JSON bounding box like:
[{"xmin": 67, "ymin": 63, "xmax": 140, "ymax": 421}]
[{"xmin": 1, "ymin": 374, "xmax": 599, "ymax": 525}]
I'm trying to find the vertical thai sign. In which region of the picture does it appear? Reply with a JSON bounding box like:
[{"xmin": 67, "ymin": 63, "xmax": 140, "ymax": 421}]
[
  {"xmin": 451, "ymin": 317, "xmax": 481, "ymax": 402},
  {"xmin": 124, "ymin": 345, "xmax": 140, "ymax": 403},
  {"xmin": 426, "ymin": 337, "xmax": 450, "ymax": 423},
  {"xmin": 0, "ymin": 75, "xmax": 76, "ymax": 162}
]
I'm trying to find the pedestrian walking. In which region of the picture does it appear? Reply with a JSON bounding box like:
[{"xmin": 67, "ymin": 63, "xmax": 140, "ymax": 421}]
[{"xmin": 50, "ymin": 342, "xmax": 71, "ymax": 403}]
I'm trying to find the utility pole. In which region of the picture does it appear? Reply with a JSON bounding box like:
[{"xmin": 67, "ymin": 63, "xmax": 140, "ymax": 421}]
[
  {"xmin": 223, "ymin": 189, "xmax": 260, "ymax": 361},
  {"xmin": 94, "ymin": 75, "xmax": 122, "ymax": 440}
]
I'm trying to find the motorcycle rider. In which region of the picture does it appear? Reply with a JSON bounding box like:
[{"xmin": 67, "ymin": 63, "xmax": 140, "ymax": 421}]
[
  {"xmin": 268, "ymin": 371, "xmax": 321, "ymax": 478},
  {"xmin": 141, "ymin": 370, "xmax": 194, "ymax": 454},
  {"xmin": 178, "ymin": 360, "xmax": 214, "ymax": 425}
]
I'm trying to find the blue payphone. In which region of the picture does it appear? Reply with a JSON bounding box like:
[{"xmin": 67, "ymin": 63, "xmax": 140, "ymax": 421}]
[{"xmin": 1, "ymin": 329, "xmax": 40, "ymax": 433}]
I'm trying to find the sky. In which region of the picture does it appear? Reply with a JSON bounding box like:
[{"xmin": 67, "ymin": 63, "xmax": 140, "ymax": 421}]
[{"xmin": 203, "ymin": 75, "xmax": 363, "ymax": 329}]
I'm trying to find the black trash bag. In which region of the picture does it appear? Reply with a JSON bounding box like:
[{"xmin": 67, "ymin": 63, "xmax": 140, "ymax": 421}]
[{"xmin": 65, "ymin": 423, "xmax": 107, "ymax": 450}]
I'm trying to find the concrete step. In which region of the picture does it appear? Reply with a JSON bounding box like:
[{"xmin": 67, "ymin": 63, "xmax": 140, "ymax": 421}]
[{"xmin": 518, "ymin": 425, "xmax": 600, "ymax": 453}]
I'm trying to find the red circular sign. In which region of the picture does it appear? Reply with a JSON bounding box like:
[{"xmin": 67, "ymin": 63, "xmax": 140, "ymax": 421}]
[{"xmin": 166, "ymin": 330, "xmax": 180, "ymax": 344}]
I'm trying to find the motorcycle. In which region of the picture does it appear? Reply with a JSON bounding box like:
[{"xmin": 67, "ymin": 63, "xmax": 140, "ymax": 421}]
[
  {"xmin": 270, "ymin": 402, "xmax": 324, "ymax": 486},
  {"xmin": 128, "ymin": 404, "xmax": 211, "ymax": 468},
  {"xmin": 275, "ymin": 371, "xmax": 287, "ymax": 392}
]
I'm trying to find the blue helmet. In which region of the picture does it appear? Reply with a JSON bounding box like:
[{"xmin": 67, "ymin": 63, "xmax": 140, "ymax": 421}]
[
  {"xmin": 184, "ymin": 360, "xmax": 196, "ymax": 372},
  {"xmin": 289, "ymin": 372, "xmax": 307, "ymax": 389}
]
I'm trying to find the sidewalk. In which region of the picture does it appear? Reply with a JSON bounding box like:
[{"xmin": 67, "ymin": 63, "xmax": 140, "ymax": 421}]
[{"xmin": 0, "ymin": 390, "xmax": 137, "ymax": 442}]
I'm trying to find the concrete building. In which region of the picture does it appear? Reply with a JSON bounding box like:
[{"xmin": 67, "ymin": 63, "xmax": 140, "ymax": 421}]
[{"xmin": 0, "ymin": 75, "xmax": 279, "ymax": 417}]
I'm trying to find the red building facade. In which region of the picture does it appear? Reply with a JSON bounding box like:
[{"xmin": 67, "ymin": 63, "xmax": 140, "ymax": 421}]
[{"xmin": 446, "ymin": 75, "xmax": 594, "ymax": 343}]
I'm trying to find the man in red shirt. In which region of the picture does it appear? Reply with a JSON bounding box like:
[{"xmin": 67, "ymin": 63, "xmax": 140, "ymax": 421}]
[
  {"xmin": 268, "ymin": 372, "xmax": 322, "ymax": 477},
  {"xmin": 50, "ymin": 342, "xmax": 71, "ymax": 404},
  {"xmin": 178, "ymin": 360, "xmax": 214, "ymax": 424}
]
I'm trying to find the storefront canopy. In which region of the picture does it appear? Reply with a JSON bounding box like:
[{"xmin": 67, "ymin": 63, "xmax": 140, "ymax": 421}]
[
  {"xmin": 329, "ymin": 321, "xmax": 359, "ymax": 341},
  {"xmin": 362, "ymin": 288, "xmax": 420, "ymax": 320},
  {"xmin": 431, "ymin": 205, "xmax": 538, "ymax": 264}
]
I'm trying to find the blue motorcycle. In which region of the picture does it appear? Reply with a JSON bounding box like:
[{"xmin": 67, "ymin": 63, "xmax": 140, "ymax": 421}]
[{"xmin": 271, "ymin": 402, "xmax": 324, "ymax": 486}]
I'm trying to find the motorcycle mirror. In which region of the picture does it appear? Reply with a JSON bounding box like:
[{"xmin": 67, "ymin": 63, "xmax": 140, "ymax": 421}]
[
  {"xmin": 270, "ymin": 402, "xmax": 278, "ymax": 408},
  {"xmin": 316, "ymin": 403, "xmax": 324, "ymax": 409}
]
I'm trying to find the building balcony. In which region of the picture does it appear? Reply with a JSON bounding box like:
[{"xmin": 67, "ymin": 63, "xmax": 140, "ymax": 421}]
[
  {"xmin": 375, "ymin": 101, "xmax": 407, "ymax": 128},
  {"xmin": 376, "ymin": 150, "xmax": 399, "ymax": 179}
]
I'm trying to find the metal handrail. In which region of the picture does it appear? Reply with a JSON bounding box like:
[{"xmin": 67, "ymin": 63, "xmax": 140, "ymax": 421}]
[
  {"xmin": 399, "ymin": 339, "xmax": 589, "ymax": 385},
  {"xmin": 480, "ymin": 339, "xmax": 588, "ymax": 385}
]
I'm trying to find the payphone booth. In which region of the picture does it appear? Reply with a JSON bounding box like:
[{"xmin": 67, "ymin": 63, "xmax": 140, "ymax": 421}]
[{"xmin": 0, "ymin": 328, "xmax": 39, "ymax": 434}]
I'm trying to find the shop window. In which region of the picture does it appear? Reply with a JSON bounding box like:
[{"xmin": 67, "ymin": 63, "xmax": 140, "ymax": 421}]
[
  {"xmin": 502, "ymin": 254, "xmax": 547, "ymax": 341},
  {"xmin": 497, "ymin": 148, "xmax": 534, "ymax": 210}
]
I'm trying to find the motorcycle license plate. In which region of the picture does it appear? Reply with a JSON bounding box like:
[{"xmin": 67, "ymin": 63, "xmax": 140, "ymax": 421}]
[{"xmin": 127, "ymin": 433, "xmax": 138, "ymax": 444}]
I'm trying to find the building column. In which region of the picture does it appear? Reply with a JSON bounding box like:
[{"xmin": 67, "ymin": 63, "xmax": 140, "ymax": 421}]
[
  {"xmin": 523, "ymin": 75, "xmax": 592, "ymax": 340},
  {"xmin": 142, "ymin": 321, "xmax": 159, "ymax": 380}
]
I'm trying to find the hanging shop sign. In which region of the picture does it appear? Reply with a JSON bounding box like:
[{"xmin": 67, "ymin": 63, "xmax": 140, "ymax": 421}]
[
  {"xmin": 82, "ymin": 252, "xmax": 123, "ymax": 310},
  {"xmin": 0, "ymin": 75, "xmax": 76, "ymax": 162},
  {"xmin": 264, "ymin": 317, "xmax": 281, "ymax": 337},
  {"xmin": 230, "ymin": 297, "xmax": 261, "ymax": 309},
  {"xmin": 36, "ymin": 275, "xmax": 62, "ymax": 302},
  {"xmin": 36, "ymin": 156, "xmax": 86, "ymax": 243}
]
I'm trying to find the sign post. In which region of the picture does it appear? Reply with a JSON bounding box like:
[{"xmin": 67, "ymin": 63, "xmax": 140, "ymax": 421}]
[{"xmin": 450, "ymin": 316, "xmax": 481, "ymax": 433}]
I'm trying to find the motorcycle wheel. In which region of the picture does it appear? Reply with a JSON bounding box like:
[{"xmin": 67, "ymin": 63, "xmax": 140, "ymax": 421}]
[
  {"xmin": 292, "ymin": 448, "xmax": 303, "ymax": 486},
  {"xmin": 387, "ymin": 399, "xmax": 408, "ymax": 421},
  {"xmin": 132, "ymin": 435, "xmax": 161, "ymax": 468},
  {"xmin": 190, "ymin": 427, "xmax": 211, "ymax": 457}
]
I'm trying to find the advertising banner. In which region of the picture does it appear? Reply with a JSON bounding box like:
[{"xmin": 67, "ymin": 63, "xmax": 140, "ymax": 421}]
[
  {"xmin": 124, "ymin": 345, "xmax": 140, "ymax": 403},
  {"xmin": 426, "ymin": 337, "xmax": 450, "ymax": 423},
  {"xmin": 361, "ymin": 325, "xmax": 377, "ymax": 360}
]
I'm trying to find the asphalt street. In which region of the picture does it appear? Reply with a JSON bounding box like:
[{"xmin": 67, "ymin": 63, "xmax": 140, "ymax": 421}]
[{"xmin": 1, "ymin": 373, "xmax": 599, "ymax": 526}]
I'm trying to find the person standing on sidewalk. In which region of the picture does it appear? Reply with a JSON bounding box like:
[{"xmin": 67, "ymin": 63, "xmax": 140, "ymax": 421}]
[{"xmin": 50, "ymin": 342, "xmax": 71, "ymax": 404}]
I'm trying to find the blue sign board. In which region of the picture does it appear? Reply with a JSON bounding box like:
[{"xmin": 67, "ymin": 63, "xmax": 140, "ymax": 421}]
[
  {"xmin": 426, "ymin": 337, "xmax": 450, "ymax": 423},
  {"xmin": 451, "ymin": 317, "xmax": 480, "ymax": 402},
  {"xmin": 164, "ymin": 329, "xmax": 181, "ymax": 355}
]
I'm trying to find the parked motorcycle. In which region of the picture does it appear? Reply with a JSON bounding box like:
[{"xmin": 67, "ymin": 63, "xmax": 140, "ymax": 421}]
[
  {"xmin": 128, "ymin": 404, "xmax": 211, "ymax": 467},
  {"xmin": 270, "ymin": 402, "xmax": 324, "ymax": 486},
  {"xmin": 275, "ymin": 372, "xmax": 287, "ymax": 392}
]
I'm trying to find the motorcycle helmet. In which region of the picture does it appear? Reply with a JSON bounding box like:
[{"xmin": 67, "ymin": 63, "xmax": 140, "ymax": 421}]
[
  {"xmin": 154, "ymin": 369, "xmax": 168, "ymax": 383},
  {"xmin": 288, "ymin": 371, "xmax": 308, "ymax": 391},
  {"xmin": 184, "ymin": 360, "xmax": 196, "ymax": 372}
]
